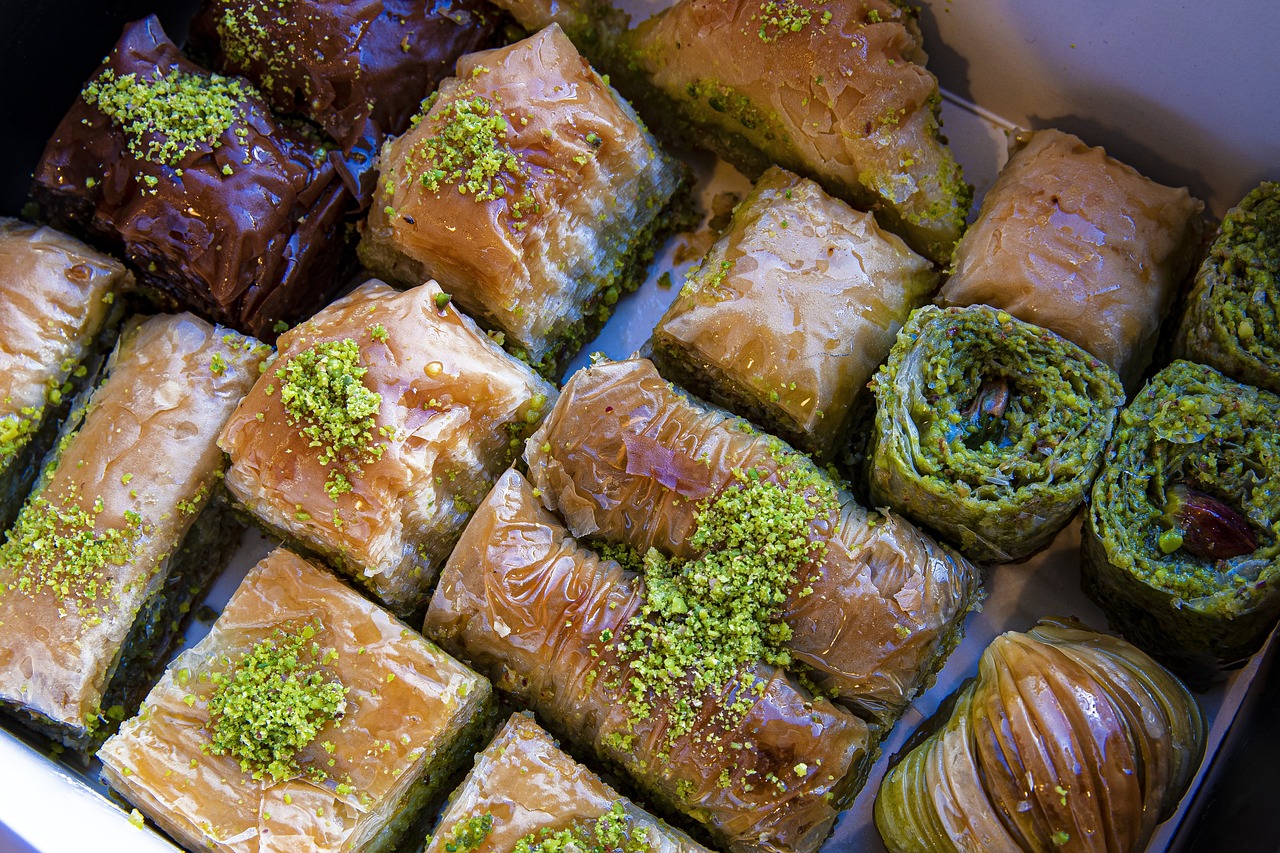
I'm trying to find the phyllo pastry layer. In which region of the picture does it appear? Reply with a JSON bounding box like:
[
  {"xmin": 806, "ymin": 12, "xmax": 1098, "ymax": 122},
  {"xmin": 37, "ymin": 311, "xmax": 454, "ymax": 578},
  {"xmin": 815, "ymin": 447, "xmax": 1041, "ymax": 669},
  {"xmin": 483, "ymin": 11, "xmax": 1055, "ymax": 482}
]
[
  {"xmin": 613, "ymin": 0, "xmax": 970, "ymax": 264},
  {"xmin": 650, "ymin": 166, "xmax": 936, "ymax": 461},
  {"xmin": 0, "ymin": 218, "xmax": 132, "ymax": 532},
  {"xmin": 30, "ymin": 16, "xmax": 354, "ymax": 340},
  {"xmin": 426, "ymin": 713, "xmax": 708, "ymax": 853},
  {"xmin": 525, "ymin": 358, "xmax": 981, "ymax": 726},
  {"xmin": 937, "ymin": 128, "xmax": 1204, "ymax": 391},
  {"xmin": 360, "ymin": 24, "xmax": 690, "ymax": 377},
  {"xmin": 0, "ymin": 313, "xmax": 266, "ymax": 753},
  {"xmin": 426, "ymin": 469, "xmax": 870, "ymax": 853},
  {"xmin": 100, "ymin": 548, "xmax": 496, "ymax": 853},
  {"xmin": 219, "ymin": 279, "xmax": 556, "ymax": 616}
]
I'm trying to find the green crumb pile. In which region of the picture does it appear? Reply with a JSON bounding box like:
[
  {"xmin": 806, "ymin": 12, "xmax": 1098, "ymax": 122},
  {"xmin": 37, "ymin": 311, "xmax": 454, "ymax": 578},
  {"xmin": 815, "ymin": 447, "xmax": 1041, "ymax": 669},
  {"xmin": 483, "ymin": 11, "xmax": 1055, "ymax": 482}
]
[
  {"xmin": 82, "ymin": 67, "xmax": 251, "ymax": 168},
  {"xmin": 513, "ymin": 803, "xmax": 650, "ymax": 853},
  {"xmin": 276, "ymin": 338, "xmax": 384, "ymax": 500},
  {"xmin": 610, "ymin": 465, "xmax": 836, "ymax": 741},
  {"xmin": 0, "ymin": 408, "xmax": 42, "ymax": 468},
  {"xmin": 409, "ymin": 94, "xmax": 537, "ymax": 218},
  {"xmin": 215, "ymin": 0, "xmax": 296, "ymax": 94},
  {"xmin": 441, "ymin": 813, "xmax": 494, "ymax": 853},
  {"xmin": 205, "ymin": 623, "xmax": 347, "ymax": 782},
  {"xmin": 757, "ymin": 0, "xmax": 814, "ymax": 42},
  {"xmin": 1, "ymin": 484, "xmax": 146, "ymax": 612}
]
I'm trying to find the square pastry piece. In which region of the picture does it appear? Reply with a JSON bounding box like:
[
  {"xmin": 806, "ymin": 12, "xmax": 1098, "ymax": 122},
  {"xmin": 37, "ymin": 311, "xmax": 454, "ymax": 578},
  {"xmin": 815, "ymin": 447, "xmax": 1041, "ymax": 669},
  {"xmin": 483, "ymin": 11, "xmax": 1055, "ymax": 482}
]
[
  {"xmin": 0, "ymin": 314, "xmax": 266, "ymax": 754},
  {"xmin": 360, "ymin": 24, "xmax": 689, "ymax": 377},
  {"xmin": 425, "ymin": 713, "xmax": 708, "ymax": 853},
  {"xmin": 219, "ymin": 279, "xmax": 556, "ymax": 615},
  {"xmin": 0, "ymin": 219, "xmax": 132, "ymax": 531},
  {"xmin": 30, "ymin": 16, "xmax": 353, "ymax": 340},
  {"xmin": 100, "ymin": 548, "xmax": 496, "ymax": 853},
  {"xmin": 650, "ymin": 167, "xmax": 937, "ymax": 461}
]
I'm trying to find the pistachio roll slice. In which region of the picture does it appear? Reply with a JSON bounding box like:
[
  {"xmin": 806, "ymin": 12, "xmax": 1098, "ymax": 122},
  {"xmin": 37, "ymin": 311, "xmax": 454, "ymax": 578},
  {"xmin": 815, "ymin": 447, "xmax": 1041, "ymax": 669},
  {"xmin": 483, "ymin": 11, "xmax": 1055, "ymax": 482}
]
[
  {"xmin": 1174, "ymin": 181, "xmax": 1280, "ymax": 394},
  {"xmin": 1082, "ymin": 359, "xmax": 1280, "ymax": 686},
  {"xmin": 874, "ymin": 618, "xmax": 1205, "ymax": 853},
  {"xmin": 868, "ymin": 305, "xmax": 1125, "ymax": 564}
]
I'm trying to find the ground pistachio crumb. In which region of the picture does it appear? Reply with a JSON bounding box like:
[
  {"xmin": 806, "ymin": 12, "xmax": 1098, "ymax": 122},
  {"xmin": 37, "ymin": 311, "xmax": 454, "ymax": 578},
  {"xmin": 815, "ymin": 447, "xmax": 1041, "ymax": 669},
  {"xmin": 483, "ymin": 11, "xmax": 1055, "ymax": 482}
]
[
  {"xmin": 512, "ymin": 802, "xmax": 649, "ymax": 853},
  {"xmin": 757, "ymin": 0, "xmax": 813, "ymax": 42},
  {"xmin": 128, "ymin": 808, "xmax": 145, "ymax": 829},
  {"xmin": 442, "ymin": 812, "xmax": 494, "ymax": 852}
]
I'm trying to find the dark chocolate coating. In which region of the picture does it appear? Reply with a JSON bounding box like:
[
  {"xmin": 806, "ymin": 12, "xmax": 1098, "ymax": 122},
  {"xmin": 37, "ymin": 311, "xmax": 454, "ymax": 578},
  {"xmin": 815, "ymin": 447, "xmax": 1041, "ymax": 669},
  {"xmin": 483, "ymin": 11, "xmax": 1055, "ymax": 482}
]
[
  {"xmin": 29, "ymin": 15, "xmax": 354, "ymax": 340},
  {"xmin": 188, "ymin": 0, "xmax": 499, "ymax": 152}
]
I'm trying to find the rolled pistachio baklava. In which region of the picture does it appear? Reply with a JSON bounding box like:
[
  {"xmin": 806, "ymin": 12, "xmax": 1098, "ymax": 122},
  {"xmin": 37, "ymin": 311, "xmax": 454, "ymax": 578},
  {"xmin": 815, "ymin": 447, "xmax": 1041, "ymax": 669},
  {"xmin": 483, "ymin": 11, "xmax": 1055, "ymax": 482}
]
[
  {"xmin": 1174, "ymin": 181, "xmax": 1280, "ymax": 394},
  {"xmin": 359, "ymin": 24, "xmax": 691, "ymax": 377},
  {"xmin": 612, "ymin": 0, "xmax": 971, "ymax": 264},
  {"xmin": 427, "ymin": 469, "xmax": 871, "ymax": 853},
  {"xmin": 524, "ymin": 358, "xmax": 982, "ymax": 728},
  {"xmin": 937, "ymin": 128, "xmax": 1204, "ymax": 391},
  {"xmin": 649, "ymin": 167, "xmax": 937, "ymax": 461},
  {"xmin": 101, "ymin": 548, "xmax": 496, "ymax": 853},
  {"xmin": 219, "ymin": 279, "xmax": 556, "ymax": 616},
  {"xmin": 1083, "ymin": 360, "xmax": 1280, "ymax": 687},
  {"xmin": 875, "ymin": 618, "xmax": 1205, "ymax": 853},
  {"xmin": 0, "ymin": 313, "xmax": 266, "ymax": 754},
  {"xmin": 0, "ymin": 219, "xmax": 132, "ymax": 532},
  {"xmin": 425, "ymin": 713, "xmax": 709, "ymax": 853},
  {"xmin": 868, "ymin": 305, "xmax": 1125, "ymax": 564},
  {"xmin": 30, "ymin": 16, "xmax": 354, "ymax": 340}
]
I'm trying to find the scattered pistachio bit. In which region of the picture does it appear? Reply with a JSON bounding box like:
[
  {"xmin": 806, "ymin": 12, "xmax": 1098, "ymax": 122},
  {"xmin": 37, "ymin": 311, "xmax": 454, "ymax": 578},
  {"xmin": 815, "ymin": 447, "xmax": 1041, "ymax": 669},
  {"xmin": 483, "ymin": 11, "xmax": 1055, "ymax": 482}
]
[{"xmin": 442, "ymin": 813, "xmax": 493, "ymax": 853}]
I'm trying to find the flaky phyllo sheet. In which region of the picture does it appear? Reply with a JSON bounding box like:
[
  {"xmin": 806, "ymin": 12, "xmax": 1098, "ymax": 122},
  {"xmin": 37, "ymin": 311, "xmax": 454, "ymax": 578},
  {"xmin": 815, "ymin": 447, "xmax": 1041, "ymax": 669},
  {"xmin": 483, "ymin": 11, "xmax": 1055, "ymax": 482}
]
[
  {"xmin": 360, "ymin": 25, "xmax": 689, "ymax": 376},
  {"xmin": 0, "ymin": 313, "xmax": 265, "ymax": 751},
  {"xmin": 426, "ymin": 469, "xmax": 870, "ymax": 853},
  {"xmin": 650, "ymin": 166, "xmax": 936, "ymax": 461},
  {"xmin": 525, "ymin": 358, "xmax": 982, "ymax": 726},
  {"xmin": 0, "ymin": 218, "xmax": 132, "ymax": 530},
  {"xmin": 425, "ymin": 713, "xmax": 708, "ymax": 853},
  {"xmin": 101, "ymin": 549, "xmax": 495, "ymax": 853},
  {"xmin": 220, "ymin": 279, "xmax": 555, "ymax": 617}
]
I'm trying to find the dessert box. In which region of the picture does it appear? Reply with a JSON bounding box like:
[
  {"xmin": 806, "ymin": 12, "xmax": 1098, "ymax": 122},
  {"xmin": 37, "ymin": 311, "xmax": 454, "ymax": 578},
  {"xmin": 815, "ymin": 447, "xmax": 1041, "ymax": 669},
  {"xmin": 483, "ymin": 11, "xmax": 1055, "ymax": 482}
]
[{"xmin": 0, "ymin": 0, "xmax": 1278, "ymax": 851}]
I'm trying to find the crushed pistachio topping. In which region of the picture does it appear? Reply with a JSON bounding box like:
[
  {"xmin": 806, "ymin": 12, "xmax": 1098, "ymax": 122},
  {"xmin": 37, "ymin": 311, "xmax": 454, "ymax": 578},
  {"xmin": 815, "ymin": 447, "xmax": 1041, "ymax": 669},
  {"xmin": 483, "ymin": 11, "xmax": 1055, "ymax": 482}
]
[
  {"xmin": 0, "ymin": 408, "xmax": 42, "ymax": 469},
  {"xmin": 441, "ymin": 813, "xmax": 494, "ymax": 853},
  {"xmin": 1, "ymin": 482, "xmax": 146, "ymax": 612},
  {"xmin": 276, "ymin": 339, "xmax": 384, "ymax": 500},
  {"xmin": 205, "ymin": 623, "xmax": 347, "ymax": 782},
  {"xmin": 757, "ymin": 0, "xmax": 814, "ymax": 42},
  {"xmin": 215, "ymin": 0, "xmax": 296, "ymax": 96},
  {"xmin": 82, "ymin": 67, "xmax": 251, "ymax": 168},
  {"xmin": 513, "ymin": 803, "xmax": 651, "ymax": 853}
]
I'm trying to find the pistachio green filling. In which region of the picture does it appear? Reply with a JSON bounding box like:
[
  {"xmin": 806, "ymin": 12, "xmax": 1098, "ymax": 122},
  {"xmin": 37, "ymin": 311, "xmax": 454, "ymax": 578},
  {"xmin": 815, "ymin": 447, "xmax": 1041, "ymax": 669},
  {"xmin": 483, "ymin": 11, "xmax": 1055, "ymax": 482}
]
[
  {"xmin": 440, "ymin": 813, "xmax": 494, "ymax": 852},
  {"xmin": 276, "ymin": 338, "xmax": 384, "ymax": 500},
  {"xmin": 82, "ymin": 67, "xmax": 251, "ymax": 168},
  {"xmin": 205, "ymin": 623, "xmax": 347, "ymax": 782},
  {"xmin": 513, "ymin": 803, "xmax": 652, "ymax": 853}
]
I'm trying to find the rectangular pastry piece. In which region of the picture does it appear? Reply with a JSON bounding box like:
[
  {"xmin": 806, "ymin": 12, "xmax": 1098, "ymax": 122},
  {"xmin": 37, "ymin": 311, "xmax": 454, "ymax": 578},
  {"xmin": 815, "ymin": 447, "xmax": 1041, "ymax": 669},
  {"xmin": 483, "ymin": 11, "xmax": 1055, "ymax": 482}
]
[
  {"xmin": 30, "ymin": 15, "xmax": 355, "ymax": 340},
  {"xmin": 425, "ymin": 713, "xmax": 708, "ymax": 853},
  {"xmin": 219, "ymin": 278, "xmax": 556, "ymax": 616},
  {"xmin": 189, "ymin": 0, "xmax": 499, "ymax": 153},
  {"xmin": 426, "ymin": 469, "xmax": 871, "ymax": 853},
  {"xmin": 610, "ymin": 0, "xmax": 970, "ymax": 265},
  {"xmin": 100, "ymin": 548, "xmax": 496, "ymax": 853},
  {"xmin": 0, "ymin": 313, "xmax": 266, "ymax": 754},
  {"xmin": 525, "ymin": 358, "xmax": 982, "ymax": 727},
  {"xmin": 0, "ymin": 218, "xmax": 132, "ymax": 532},
  {"xmin": 649, "ymin": 166, "xmax": 937, "ymax": 461},
  {"xmin": 937, "ymin": 128, "xmax": 1204, "ymax": 391},
  {"xmin": 360, "ymin": 24, "xmax": 691, "ymax": 377}
]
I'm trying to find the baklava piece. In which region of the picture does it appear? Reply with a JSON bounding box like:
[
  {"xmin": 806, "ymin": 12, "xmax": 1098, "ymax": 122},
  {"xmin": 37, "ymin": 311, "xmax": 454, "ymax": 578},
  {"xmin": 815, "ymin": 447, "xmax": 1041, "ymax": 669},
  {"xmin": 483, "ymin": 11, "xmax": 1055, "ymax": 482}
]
[
  {"xmin": 425, "ymin": 713, "xmax": 708, "ymax": 853},
  {"xmin": 219, "ymin": 279, "xmax": 556, "ymax": 616},
  {"xmin": 0, "ymin": 219, "xmax": 132, "ymax": 532},
  {"xmin": 650, "ymin": 167, "xmax": 937, "ymax": 461},
  {"xmin": 100, "ymin": 548, "xmax": 496, "ymax": 853},
  {"xmin": 0, "ymin": 313, "xmax": 266, "ymax": 754},
  {"xmin": 30, "ymin": 16, "xmax": 354, "ymax": 340},
  {"xmin": 360, "ymin": 25, "xmax": 691, "ymax": 377}
]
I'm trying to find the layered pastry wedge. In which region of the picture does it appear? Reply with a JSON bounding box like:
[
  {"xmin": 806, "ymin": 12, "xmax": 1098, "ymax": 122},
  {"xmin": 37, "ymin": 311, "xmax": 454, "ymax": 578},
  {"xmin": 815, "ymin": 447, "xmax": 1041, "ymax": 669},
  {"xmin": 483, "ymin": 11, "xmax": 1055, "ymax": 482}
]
[
  {"xmin": 426, "ymin": 469, "xmax": 870, "ymax": 853},
  {"xmin": 0, "ymin": 219, "xmax": 132, "ymax": 532},
  {"xmin": 100, "ymin": 547, "xmax": 496, "ymax": 853},
  {"xmin": 524, "ymin": 358, "xmax": 982, "ymax": 726},
  {"xmin": 650, "ymin": 166, "xmax": 937, "ymax": 461},
  {"xmin": 0, "ymin": 313, "xmax": 266, "ymax": 754},
  {"xmin": 30, "ymin": 16, "xmax": 354, "ymax": 340},
  {"xmin": 360, "ymin": 25, "xmax": 691, "ymax": 377},
  {"xmin": 219, "ymin": 279, "xmax": 555, "ymax": 616},
  {"xmin": 425, "ymin": 713, "xmax": 708, "ymax": 853},
  {"xmin": 937, "ymin": 128, "xmax": 1204, "ymax": 391}
]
